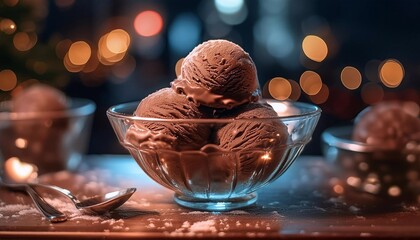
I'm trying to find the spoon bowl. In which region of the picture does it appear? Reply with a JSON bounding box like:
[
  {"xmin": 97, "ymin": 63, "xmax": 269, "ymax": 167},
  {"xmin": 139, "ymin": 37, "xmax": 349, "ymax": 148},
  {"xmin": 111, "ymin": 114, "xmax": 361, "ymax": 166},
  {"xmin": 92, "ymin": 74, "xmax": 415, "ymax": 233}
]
[
  {"xmin": 75, "ymin": 188, "xmax": 137, "ymax": 214},
  {"xmin": 2, "ymin": 157, "xmax": 136, "ymax": 215},
  {"xmin": 31, "ymin": 183, "xmax": 136, "ymax": 214}
]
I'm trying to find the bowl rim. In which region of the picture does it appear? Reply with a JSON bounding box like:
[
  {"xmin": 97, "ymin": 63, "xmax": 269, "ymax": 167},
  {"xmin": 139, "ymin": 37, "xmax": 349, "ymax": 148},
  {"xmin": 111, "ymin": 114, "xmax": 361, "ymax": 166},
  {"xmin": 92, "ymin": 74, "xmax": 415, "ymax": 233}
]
[
  {"xmin": 106, "ymin": 99, "xmax": 322, "ymax": 123},
  {"xmin": 0, "ymin": 98, "xmax": 96, "ymax": 120},
  {"xmin": 321, "ymin": 125, "xmax": 399, "ymax": 153}
]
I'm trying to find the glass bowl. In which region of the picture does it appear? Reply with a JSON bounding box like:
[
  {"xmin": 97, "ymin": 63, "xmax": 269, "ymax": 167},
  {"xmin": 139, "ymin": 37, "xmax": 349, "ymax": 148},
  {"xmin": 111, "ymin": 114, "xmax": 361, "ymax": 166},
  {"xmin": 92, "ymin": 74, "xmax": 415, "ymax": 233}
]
[
  {"xmin": 0, "ymin": 98, "xmax": 96, "ymax": 179},
  {"xmin": 107, "ymin": 100, "xmax": 321, "ymax": 211},
  {"xmin": 322, "ymin": 126, "xmax": 420, "ymax": 201}
]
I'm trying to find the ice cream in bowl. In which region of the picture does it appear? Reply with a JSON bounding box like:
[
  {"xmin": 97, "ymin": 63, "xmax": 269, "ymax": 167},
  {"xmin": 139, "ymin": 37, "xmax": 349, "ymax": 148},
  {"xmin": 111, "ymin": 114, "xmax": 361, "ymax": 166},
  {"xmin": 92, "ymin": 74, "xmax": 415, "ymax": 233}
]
[
  {"xmin": 0, "ymin": 84, "xmax": 96, "ymax": 176},
  {"xmin": 107, "ymin": 40, "xmax": 321, "ymax": 211}
]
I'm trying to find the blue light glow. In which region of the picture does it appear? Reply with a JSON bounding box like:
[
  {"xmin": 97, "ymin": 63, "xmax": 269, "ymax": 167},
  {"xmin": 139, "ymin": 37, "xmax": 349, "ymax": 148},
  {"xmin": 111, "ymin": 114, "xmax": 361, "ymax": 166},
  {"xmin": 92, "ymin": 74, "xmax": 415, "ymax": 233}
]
[
  {"xmin": 214, "ymin": 0, "xmax": 244, "ymax": 14},
  {"xmin": 169, "ymin": 13, "xmax": 202, "ymax": 55}
]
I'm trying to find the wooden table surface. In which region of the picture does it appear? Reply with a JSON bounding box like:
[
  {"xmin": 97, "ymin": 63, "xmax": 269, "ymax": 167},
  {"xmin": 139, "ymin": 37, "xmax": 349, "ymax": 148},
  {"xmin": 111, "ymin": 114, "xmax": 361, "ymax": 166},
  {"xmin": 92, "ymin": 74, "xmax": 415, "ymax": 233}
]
[{"xmin": 0, "ymin": 155, "xmax": 419, "ymax": 239}]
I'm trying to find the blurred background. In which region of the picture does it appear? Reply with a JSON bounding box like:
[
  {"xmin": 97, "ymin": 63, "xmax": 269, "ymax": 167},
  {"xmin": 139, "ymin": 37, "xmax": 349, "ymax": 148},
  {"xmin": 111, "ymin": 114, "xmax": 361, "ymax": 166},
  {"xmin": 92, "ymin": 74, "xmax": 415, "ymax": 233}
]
[{"xmin": 0, "ymin": 0, "xmax": 419, "ymax": 155}]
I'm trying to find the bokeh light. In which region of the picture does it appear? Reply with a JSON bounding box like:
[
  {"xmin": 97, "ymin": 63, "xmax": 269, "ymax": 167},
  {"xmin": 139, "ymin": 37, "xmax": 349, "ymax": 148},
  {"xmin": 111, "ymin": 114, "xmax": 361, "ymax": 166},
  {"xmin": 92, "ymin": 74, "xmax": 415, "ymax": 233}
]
[
  {"xmin": 68, "ymin": 41, "xmax": 91, "ymax": 66},
  {"xmin": 379, "ymin": 59, "xmax": 404, "ymax": 88},
  {"xmin": 361, "ymin": 82, "xmax": 384, "ymax": 104},
  {"xmin": 106, "ymin": 29, "xmax": 130, "ymax": 54},
  {"xmin": 254, "ymin": 17, "xmax": 295, "ymax": 61},
  {"xmin": 302, "ymin": 35, "xmax": 328, "ymax": 62},
  {"xmin": 214, "ymin": 0, "xmax": 244, "ymax": 14},
  {"xmin": 134, "ymin": 10, "xmax": 163, "ymax": 37},
  {"xmin": 216, "ymin": 0, "xmax": 248, "ymax": 25},
  {"xmin": 169, "ymin": 13, "xmax": 201, "ymax": 55},
  {"xmin": 81, "ymin": 48, "xmax": 99, "ymax": 73},
  {"xmin": 299, "ymin": 70, "xmax": 323, "ymax": 95},
  {"xmin": 63, "ymin": 53, "xmax": 84, "ymax": 72},
  {"xmin": 0, "ymin": 18, "xmax": 16, "ymax": 35},
  {"xmin": 13, "ymin": 32, "xmax": 37, "ymax": 51},
  {"xmin": 288, "ymin": 80, "xmax": 301, "ymax": 101},
  {"xmin": 340, "ymin": 66, "xmax": 362, "ymax": 90},
  {"xmin": 309, "ymin": 83, "xmax": 329, "ymax": 104},
  {"xmin": 268, "ymin": 77, "xmax": 292, "ymax": 100},
  {"xmin": 55, "ymin": 39, "xmax": 72, "ymax": 59},
  {"xmin": 98, "ymin": 29, "xmax": 130, "ymax": 65},
  {"xmin": 0, "ymin": 69, "xmax": 18, "ymax": 91}
]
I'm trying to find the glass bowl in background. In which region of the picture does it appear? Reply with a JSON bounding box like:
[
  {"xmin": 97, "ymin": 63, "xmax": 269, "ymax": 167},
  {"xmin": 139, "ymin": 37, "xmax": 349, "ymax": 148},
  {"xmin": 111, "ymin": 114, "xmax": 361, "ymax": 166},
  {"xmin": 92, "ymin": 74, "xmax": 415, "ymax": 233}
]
[
  {"xmin": 107, "ymin": 100, "xmax": 320, "ymax": 211},
  {"xmin": 0, "ymin": 98, "xmax": 96, "ymax": 180},
  {"xmin": 322, "ymin": 126, "xmax": 420, "ymax": 201}
]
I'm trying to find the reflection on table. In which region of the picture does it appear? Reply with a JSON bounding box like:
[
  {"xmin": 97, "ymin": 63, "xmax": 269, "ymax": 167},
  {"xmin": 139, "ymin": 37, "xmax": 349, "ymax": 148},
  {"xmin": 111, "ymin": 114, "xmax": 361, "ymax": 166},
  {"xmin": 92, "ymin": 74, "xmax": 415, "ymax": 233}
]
[{"xmin": 0, "ymin": 155, "xmax": 419, "ymax": 239}]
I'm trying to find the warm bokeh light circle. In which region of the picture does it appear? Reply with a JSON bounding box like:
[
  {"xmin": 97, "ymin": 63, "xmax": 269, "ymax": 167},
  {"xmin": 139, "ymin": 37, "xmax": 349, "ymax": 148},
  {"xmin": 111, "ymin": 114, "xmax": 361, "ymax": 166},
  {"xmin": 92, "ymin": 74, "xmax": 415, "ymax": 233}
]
[
  {"xmin": 288, "ymin": 80, "xmax": 301, "ymax": 101},
  {"xmin": 68, "ymin": 41, "xmax": 91, "ymax": 66},
  {"xmin": 0, "ymin": 69, "xmax": 17, "ymax": 91},
  {"xmin": 361, "ymin": 82, "xmax": 384, "ymax": 104},
  {"xmin": 341, "ymin": 66, "xmax": 362, "ymax": 90},
  {"xmin": 268, "ymin": 77, "xmax": 292, "ymax": 100},
  {"xmin": 302, "ymin": 35, "xmax": 328, "ymax": 62},
  {"xmin": 379, "ymin": 59, "xmax": 404, "ymax": 88},
  {"xmin": 0, "ymin": 18, "xmax": 16, "ymax": 34},
  {"xmin": 106, "ymin": 29, "xmax": 130, "ymax": 54},
  {"xmin": 299, "ymin": 71, "xmax": 323, "ymax": 95},
  {"xmin": 13, "ymin": 32, "xmax": 37, "ymax": 51},
  {"xmin": 309, "ymin": 83, "xmax": 329, "ymax": 104},
  {"xmin": 134, "ymin": 10, "xmax": 163, "ymax": 37}
]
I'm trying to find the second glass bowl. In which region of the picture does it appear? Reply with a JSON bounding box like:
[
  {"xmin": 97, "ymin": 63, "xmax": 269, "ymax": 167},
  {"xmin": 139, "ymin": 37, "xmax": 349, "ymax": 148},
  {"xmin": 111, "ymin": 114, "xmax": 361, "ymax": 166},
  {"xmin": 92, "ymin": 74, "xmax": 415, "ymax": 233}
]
[
  {"xmin": 322, "ymin": 126, "xmax": 420, "ymax": 200},
  {"xmin": 107, "ymin": 100, "xmax": 321, "ymax": 211}
]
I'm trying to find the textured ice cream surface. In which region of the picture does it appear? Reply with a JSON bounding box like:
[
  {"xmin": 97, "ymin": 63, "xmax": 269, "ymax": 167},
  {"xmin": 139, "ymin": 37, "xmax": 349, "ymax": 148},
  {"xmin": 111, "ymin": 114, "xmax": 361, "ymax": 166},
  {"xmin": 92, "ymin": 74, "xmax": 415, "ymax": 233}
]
[
  {"xmin": 12, "ymin": 84, "xmax": 67, "ymax": 113},
  {"xmin": 214, "ymin": 101, "xmax": 290, "ymax": 189},
  {"xmin": 171, "ymin": 39, "xmax": 260, "ymax": 109},
  {"xmin": 215, "ymin": 101, "xmax": 289, "ymax": 151},
  {"xmin": 352, "ymin": 101, "xmax": 420, "ymax": 150},
  {"xmin": 125, "ymin": 88, "xmax": 212, "ymax": 151}
]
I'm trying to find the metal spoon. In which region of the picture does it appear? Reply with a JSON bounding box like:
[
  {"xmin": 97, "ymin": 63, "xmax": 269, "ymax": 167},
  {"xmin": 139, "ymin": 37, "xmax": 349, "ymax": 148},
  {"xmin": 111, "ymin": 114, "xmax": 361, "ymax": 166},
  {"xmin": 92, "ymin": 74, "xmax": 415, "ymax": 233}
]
[
  {"xmin": 0, "ymin": 178, "xmax": 67, "ymax": 223},
  {"xmin": 30, "ymin": 183, "xmax": 136, "ymax": 214},
  {"xmin": 2, "ymin": 157, "xmax": 136, "ymax": 215}
]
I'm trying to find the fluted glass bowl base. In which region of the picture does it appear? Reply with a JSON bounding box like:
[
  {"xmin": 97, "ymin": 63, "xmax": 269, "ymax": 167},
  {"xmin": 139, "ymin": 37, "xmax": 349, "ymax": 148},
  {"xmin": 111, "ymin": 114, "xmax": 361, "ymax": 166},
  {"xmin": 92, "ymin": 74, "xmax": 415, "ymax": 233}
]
[{"xmin": 174, "ymin": 193, "xmax": 257, "ymax": 211}]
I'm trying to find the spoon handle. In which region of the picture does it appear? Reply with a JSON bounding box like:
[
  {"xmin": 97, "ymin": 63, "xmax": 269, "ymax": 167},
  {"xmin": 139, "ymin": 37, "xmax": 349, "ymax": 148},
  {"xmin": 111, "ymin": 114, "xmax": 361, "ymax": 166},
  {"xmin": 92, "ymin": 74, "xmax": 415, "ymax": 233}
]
[{"xmin": 25, "ymin": 185, "xmax": 67, "ymax": 223}]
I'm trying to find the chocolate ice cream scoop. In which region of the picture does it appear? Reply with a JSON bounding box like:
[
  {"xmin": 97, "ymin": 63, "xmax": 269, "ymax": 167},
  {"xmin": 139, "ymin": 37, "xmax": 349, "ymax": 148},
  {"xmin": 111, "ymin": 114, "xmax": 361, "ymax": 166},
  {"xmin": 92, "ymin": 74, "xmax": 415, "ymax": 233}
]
[
  {"xmin": 215, "ymin": 101, "xmax": 289, "ymax": 187},
  {"xmin": 171, "ymin": 39, "xmax": 260, "ymax": 109},
  {"xmin": 5, "ymin": 84, "xmax": 71, "ymax": 174},
  {"xmin": 216, "ymin": 101, "xmax": 289, "ymax": 151},
  {"xmin": 12, "ymin": 84, "xmax": 67, "ymax": 113},
  {"xmin": 352, "ymin": 101, "xmax": 420, "ymax": 150},
  {"xmin": 125, "ymin": 88, "xmax": 212, "ymax": 151}
]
